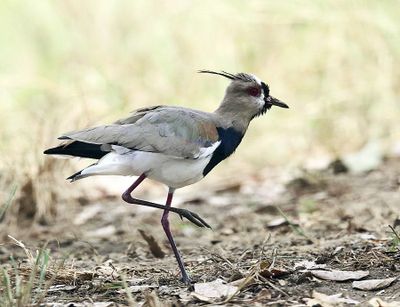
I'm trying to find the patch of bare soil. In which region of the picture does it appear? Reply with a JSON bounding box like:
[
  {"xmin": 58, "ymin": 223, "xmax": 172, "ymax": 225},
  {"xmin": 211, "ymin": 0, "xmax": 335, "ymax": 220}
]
[{"xmin": 1, "ymin": 158, "xmax": 399, "ymax": 306}]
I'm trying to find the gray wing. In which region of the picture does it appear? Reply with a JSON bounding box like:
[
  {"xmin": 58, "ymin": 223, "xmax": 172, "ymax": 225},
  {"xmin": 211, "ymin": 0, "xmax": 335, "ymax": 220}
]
[{"xmin": 59, "ymin": 107, "xmax": 220, "ymax": 159}]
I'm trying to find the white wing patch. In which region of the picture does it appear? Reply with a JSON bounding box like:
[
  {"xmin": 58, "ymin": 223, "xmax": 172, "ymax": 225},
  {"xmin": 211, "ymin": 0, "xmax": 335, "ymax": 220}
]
[{"xmin": 197, "ymin": 141, "xmax": 221, "ymax": 159}]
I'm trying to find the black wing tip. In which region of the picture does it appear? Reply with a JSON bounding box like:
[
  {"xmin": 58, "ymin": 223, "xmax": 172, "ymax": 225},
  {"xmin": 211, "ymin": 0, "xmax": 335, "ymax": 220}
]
[
  {"xmin": 42, "ymin": 142, "xmax": 107, "ymax": 159},
  {"xmin": 43, "ymin": 147, "xmax": 60, "ymax": 155},
  {"xmin": 58, "ymin": 136, "xmax": 70, "ymax": 140}
]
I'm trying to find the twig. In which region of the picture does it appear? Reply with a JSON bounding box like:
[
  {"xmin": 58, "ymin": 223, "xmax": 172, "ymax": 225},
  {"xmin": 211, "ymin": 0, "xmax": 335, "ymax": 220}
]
[
  {"xmin": 261, "ymin": 277, "xmax": 289, "ymax": 297},
  {"xmin": 388, "ymin": 225, "xmax": 400, "ymax": 241},
  {"xmin": 219, "ymin": 267, "xmax": 257, "ymax": 304},
  {"xmin": 276, "ymin": 207, "xmax": 313, "ymax": 242}
]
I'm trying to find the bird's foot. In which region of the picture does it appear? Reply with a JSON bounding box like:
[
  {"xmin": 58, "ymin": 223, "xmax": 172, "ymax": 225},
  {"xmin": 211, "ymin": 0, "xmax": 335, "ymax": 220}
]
[
  {"xmin": 177, "ymin": 208, "xmax": 212, "ymax": 229},
  {"xmin": 121, "ymin": 193, "xmax": 211, "ymax": 228},
  {"xmin": 180, "ymin": 273, "xmax": 193, "ymax": 286}
]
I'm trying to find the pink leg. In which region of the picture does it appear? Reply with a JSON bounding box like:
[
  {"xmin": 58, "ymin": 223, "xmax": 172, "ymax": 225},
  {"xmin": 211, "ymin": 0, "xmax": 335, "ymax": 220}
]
[
  {"xmin": 121, "ymin": 174, "xmax": 211, "ymax": 229},
  {"xmin": 122, "ymin": 174, "xmax": 147, "ymax": 200},
  {"xmin": 161, "ymin": 189, "xmax": 191, "ymax": 284}
]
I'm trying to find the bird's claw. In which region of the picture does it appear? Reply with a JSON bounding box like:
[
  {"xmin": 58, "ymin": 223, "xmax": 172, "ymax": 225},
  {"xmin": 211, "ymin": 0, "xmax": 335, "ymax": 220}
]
[
  {"xmin": 176, "ymin": 208, "xmax": 212, "ymax": 229},
  {"xmin": 180, "ymin": 275, "xmax": 193, "ymax": 286}
]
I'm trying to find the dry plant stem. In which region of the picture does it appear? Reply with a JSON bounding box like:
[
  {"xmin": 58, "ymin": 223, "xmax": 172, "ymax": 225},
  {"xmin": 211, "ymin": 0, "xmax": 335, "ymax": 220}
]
[
  {"xmin": 220, "ymin": 265, "xmax": 258, "ymax": 304},
  {"xmin": 388, "ymin": 225, "xmax": 400, "ymax": 241},
  {"xmin": 8, "ymin": 235, "xmax": 34, "ymax": 263},
  {"xmin": 0, "ymin": 184, "xmax": 17, "ymax": 220},
  {"xmin": 276, "ymin": 206, "xmax": 313, "ymax": 242},
  {"xmin": 221, "ymin": 247, "xmax": 286, "ymax": 304},
  {"xmin": 120, "ymin": 272, "xmax": 136, "ymax": 307},
  {"xmin": 122, "ymin": 174, "xmax": 211, "ymax": 228},
  {"xmin": 36, "ymin": 255, "xmax": 67, "ymax": 306},
  {"xmin": 257, "ymin": 272, "xmax": 289, "ymax": 297}
]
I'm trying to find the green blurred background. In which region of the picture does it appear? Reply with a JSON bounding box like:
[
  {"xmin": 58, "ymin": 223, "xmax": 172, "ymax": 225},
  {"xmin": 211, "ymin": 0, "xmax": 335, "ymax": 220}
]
[{"xmin": 1, "ymin": 0, "xmax": 399, "ymax": 187}]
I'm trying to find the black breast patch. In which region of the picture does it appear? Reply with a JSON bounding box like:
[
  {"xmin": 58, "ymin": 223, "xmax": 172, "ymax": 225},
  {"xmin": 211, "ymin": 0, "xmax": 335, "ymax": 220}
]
[{"xmin": 203, "ymin": 127, "xmax": 244, "ymax": 176}]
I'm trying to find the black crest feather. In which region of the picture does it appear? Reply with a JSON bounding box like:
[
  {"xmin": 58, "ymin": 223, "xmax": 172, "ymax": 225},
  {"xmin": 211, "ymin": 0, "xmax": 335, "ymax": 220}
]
[{"xmin": 198, "ymin": 70, "xmax": 257, "ymax": 83}]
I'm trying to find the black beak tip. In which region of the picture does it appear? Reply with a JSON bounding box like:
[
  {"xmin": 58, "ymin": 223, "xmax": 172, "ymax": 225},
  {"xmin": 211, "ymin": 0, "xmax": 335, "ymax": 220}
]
[{"xmin": 267, "ymin": 96, "xmax": 289, "ymax": 109}]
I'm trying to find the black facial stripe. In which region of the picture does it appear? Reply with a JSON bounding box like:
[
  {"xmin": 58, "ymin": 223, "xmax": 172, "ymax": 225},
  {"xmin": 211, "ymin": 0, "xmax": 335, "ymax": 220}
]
[{"xmin": 261, "ymin": 81, "xmax": 270, "ymax": 97}]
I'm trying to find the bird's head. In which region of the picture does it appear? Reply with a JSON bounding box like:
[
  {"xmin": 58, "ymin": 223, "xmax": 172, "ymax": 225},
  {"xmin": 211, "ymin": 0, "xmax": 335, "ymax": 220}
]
[{"xmin": 199, "ymin": 70, "xmax": 288, "ymax": 119}]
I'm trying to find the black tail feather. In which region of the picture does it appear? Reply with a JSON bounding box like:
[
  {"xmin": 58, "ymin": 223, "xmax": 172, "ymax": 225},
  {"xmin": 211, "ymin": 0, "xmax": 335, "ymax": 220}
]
[
  {"xmin": 44, "ymin": 141, "xmax": 108, "ymax": 159},
  {"xmin": 67, "ymin": 169, "xmax": 83, "ymax": 181},
  {"xmin": 66, "ymin": 163, "xmax": 96, "ymax": 181}
]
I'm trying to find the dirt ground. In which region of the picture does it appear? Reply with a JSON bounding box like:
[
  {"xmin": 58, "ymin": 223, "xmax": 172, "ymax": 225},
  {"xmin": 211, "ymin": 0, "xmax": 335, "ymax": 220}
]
[{"xmin": 1, "ymin": 158, "xmax": 400, "ymax": 306}]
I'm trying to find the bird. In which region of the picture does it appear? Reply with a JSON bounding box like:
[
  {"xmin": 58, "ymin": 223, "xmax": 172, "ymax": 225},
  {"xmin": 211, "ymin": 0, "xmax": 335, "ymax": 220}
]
[{"xmin": 44, "ymin": 70, "xmax": 288, "ymax": 284}]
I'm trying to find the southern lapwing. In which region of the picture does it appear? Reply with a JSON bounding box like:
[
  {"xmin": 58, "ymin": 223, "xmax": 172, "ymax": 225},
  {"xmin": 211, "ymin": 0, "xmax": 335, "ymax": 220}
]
[{"xmin": 44, "ymin": 70, "xmax": 288, "ymax": 284}]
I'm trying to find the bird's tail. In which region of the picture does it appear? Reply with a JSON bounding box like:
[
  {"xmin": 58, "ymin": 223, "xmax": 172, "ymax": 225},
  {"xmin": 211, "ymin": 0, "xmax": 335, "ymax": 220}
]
[
  {"xmin": 67, "ymin": 165, "xmax": 96, "ymax": 182},
  {"xmin": 67, "ymin": 153, "xmax": 133, "ymax": 181}
]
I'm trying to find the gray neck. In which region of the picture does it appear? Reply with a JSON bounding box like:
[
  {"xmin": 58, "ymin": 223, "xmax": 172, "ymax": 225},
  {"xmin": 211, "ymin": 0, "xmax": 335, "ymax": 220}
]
[{"xmin": 214, "ymin": 99, "xmax": 252, "ymax": 133}]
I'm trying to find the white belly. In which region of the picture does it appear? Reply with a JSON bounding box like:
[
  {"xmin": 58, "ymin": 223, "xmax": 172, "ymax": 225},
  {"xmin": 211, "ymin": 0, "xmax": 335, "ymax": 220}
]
[{"xmin": 80, "ymin": 150, "xmax": 212, "ymax": 189}]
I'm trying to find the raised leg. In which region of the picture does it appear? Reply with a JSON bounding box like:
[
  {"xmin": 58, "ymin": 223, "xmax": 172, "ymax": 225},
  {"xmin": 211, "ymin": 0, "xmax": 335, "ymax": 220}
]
[
  {"xmin": 162, "ymin": 188, "xmax": 191, "ymax": 284},
  {"xmin": 121, "ymin": 174, "xmax": 211, "ymax": 229}
]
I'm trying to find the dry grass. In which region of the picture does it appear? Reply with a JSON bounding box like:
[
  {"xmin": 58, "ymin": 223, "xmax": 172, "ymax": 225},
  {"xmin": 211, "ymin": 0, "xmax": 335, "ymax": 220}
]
[
  {"xmin": 0, "ymin": 1, "xmax": 399, "ymax": 243},
  {"xmin": 1, "ymin": 237, "xmax": 54, "ymax": 306}
]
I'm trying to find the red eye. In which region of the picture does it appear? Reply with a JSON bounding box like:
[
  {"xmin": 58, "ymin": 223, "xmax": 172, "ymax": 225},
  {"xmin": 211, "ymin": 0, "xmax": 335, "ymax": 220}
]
[{"xmin": 247, "ymin": 86, "xmax": 261, "ymax": 97}]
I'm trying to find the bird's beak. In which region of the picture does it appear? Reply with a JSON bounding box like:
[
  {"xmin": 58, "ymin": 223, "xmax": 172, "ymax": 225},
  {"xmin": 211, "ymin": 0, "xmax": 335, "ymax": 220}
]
[{"xmin": 265, "ymin": 96, "xmax": 289, "ymax": 109}]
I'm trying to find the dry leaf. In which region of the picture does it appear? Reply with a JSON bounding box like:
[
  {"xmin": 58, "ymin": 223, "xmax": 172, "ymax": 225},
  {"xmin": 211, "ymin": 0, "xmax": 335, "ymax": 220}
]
[
  {"xmin": 95, "ymin": 261, "xmax": 118, "ymax": 278},
  {"xmin": 344, "ymin": 141, "xmax": 383, "ymax": 173},
  {"xmin": 352, "ymin": 276, "xmax": 398, "ymax": 291},
  {"xmin": 143, "ymin": 291, "xmax": 163, "ymax": 307},
  {"xmin": 255, "ymin": 288, "xmax": 272, "ymax": 300},
  {"xmin": 304, "ymin": 291, "xmax": 359, "ymax": 306},
  {"xmin": 214, "ymin": 182, "xmax": 242, "ymax": 193},
  {"xmin": 191, "ymin": 292, "xmax": 214, "ymax": 303},
  {"xmin": 229, "ymin": 276, "xmax": 255, "ymax": 287},
  {"xmin": 220, "ymin": 228, "xmax": 235, "ymax": 235},
  {"xmin": 259, "ymin": 267, "xmax": 289, "ymax": 279},
  {"xmin": 118, "ymin": 284, "xmax": 157, "ymax": 294},
  {"xmin": 278, "ymin": 279, "xmax": 287, "ymax": 286},
  {"xmin": 266, "ymin": 217, "xmax": 288, "ymax": 229},
  {"xmin": 311, "ymin": 269, "xmax": 369, "ymax": 281},
  {"xmin": 332, "ymin": 246, "xmax": 344, "ymax": 255},
  {"xmin": 138, "ymin": 229, "xmax": 165, "ymax": 258},
  {"xmin": 73, "ymin": 203, "xmax": 103, "ymax": 225},
  {"xmin": 359, "ymin": 233, "xmax": 377, "ymax": 240},
  {"xmin": 182, "ymin": 196, "xmax": 205, "ymax": 205},
  {"xmin": 193, "ymin": 279, "xmax": 238, "ymax": 301},
  {"xmin": 294, "ymin": 260, "xmax": 327, "ymax": 270},
  {"xmin": 368, "ymin": 298, "xmax": 400, "ymax": 307},
  {"xmin": 47, "ymin": 284, "xmax": 77, "ymax": 292},
  {"xmin": 86, "ymin": 225, "xmax": 116, "ymax": 238},
  {"xmin": 58, "ymin": 303, "xmax": 114, "ymax": 307}
]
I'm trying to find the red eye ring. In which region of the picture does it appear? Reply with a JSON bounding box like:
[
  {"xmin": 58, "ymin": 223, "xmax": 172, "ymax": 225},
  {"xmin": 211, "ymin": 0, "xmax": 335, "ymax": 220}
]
[{"xmin": 247, "ymin": 86, "xmax": 261, "ymax": 97}]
